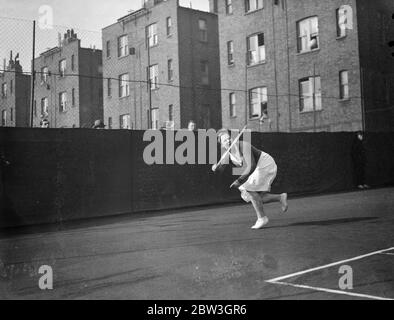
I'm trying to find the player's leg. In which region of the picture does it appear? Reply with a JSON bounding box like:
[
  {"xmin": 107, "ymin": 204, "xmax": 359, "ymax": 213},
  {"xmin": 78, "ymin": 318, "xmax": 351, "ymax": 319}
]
[
  {"xmin": 249, "ymin": 191, "xmax": 269, "ymax": 229},
  {"xmin": 260, "ymin": 192, "xmax": 288, "ymax": 213}
]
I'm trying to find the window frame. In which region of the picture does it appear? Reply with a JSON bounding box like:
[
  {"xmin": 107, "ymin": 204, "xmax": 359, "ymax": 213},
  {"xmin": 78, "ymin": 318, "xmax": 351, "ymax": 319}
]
[
  {"xmin": 41, "ymin": 67, "xmax": 49, "ymax": 83},
  {"xmin": 119, "ymin": 73, "xmax": 130, "ymax": 98},
  {"xmin": 72, "ymin": 88, "xmax": 76, "ymax": 106},
  {"xmin": 227, "ymin": 41, "xmax": 234, "ymax": 65},
  {"xmin": 107, "ymin": 78, "xmax": 112, "ymax": 97},
  {"xmin": 147, "ymin": 23, "xmax": 158, "ymax": 47},
  {"xmin": 168, "ymin": 59, "xmax": 174, "ymax": 82},
  {"xmin": 339, "ymin": 70, "xmax": 349, "ymax": 100},
  {"xmin": 118, "ymin": 35, "xmax": 129, "ymax": 58},
  {"xmin": 198, "ymin": 19, "xmax": 208, "ymax": 42},
  {"xmin": 41, "ymin": 97, "xmax": 48, "ymax": 116},
  {"xmin": 106, "ymin": 40, "xmax": 111, "ymax": 58},
  {"xmin": 168, "ymin": 104, "xmax": 174, "ymax": 122},
  {"xmin": 249, "ymin": 86, "xmax": 268, "ymax": 119},
  {"xmin": 151, "ymin": 108, "xmax": 159, "ymax": 130},
  {"xmin": 297, "ymin": 16, "xmax": 320, "ymax": 53},
  {"xmin": 166, "ymin": 17, "xmax": 172, "ymax": 36},
  {"xmin": 59, "ymin": 59, "xmax": 66, "ymax": 77},
  {"xmin": 200, "ymin": 60, "xmax": 209, "ymax": 85},
  {"xmin": 247, "ymin": 32, "xmax": 266, "ymax": 66},
  {"xmin": 299, "ymin": 76, "xmax": 322, "ymax": 112},
  {"xmin": 1, "ymin": 83, "xmax": 7, "ymax": 98},
  {"xmin": 149, "ymin": 64, "xmax": 159, "ymax": 90},
  {"xmin": 59, "ymin": 91, "xmax": 67, "ymax": 113},
  {"xmin": 1, "ymin": 110, "xmax": 6, "ymax": 126},
  {"xmin": 245, "ymin": 0, "xmax": 264, "ymax": 13},
  {"xmin": 226, "ymin": 0, "xmax": 233, "ymax": 14},
  {"xmin": 229, "ymin": 92, "xmax": 236, "ymax": 118},
  {"xmin": 120, "ymin": 114, "xmax": 131, "ymax": 130}
]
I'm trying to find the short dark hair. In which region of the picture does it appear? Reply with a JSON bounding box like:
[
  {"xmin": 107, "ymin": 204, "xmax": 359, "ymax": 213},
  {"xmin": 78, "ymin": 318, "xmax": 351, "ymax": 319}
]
[{"xmin": 217, "ymin": 128, "xmax": 229, "ymax": 143}]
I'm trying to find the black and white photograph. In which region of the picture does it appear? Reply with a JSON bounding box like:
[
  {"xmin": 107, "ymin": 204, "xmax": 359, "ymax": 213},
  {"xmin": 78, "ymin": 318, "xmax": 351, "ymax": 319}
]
[{"xmin": 0, "ymin": 0, "xmax": 394, "ymax": 305}]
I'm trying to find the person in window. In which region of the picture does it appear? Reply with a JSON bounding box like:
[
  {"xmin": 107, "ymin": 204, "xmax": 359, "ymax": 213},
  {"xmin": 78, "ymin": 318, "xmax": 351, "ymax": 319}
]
[
  {"xmin": 214, "ymin": 129, "xmax": 288, "ymax": 230},
  {"xmin": 351, "ymin": 131, "xmax": 370, "ymax": 190}
]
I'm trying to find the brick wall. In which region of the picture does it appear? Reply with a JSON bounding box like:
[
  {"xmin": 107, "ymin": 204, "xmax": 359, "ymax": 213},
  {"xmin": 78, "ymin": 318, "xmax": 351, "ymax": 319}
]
[
  {"xmin": 356, "ymin": 0, "xmax": 394, "ymax": 131},
  {"xmin": 33, "ymin": 37, "xmax": 103, "ymax": 129},
  {"xmin": 102, "ymin": 0, "xmax": 222, "ymax": 131},
  {"xmin": 215, "ymin": 0, "xmax": 365, "ymax": 132}
]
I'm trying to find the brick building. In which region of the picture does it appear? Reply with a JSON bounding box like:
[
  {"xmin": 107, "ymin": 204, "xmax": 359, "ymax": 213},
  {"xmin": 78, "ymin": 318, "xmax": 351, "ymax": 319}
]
[
  {"xmin": 0, "ymin": 52, "xmax": 30, "ymax": 128},
  {"xmin": 102, "ymin": 0, "xmax": 222, "ymax": 130},
  {"xmin": 33, "ymin": 30, "xmax": 103, "ymax": 128},
  {"xmin": 210, "ymin": 0, "xmax": 394, "ymax": 132}
]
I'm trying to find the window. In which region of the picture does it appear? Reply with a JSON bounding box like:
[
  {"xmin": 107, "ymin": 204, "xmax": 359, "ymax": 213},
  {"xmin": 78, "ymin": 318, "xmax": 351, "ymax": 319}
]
[
  {"xmin": 166, "ymin": 17, "xmax": 172, "ymax": 36},
  {"xmin": 339, "ymin": 70, "xmax": 349, "ymax": 100},
  {"xmin": 71, "ymin": 55, "xmax": 75, "ymax": 71},
  {"xmin": 41, "ymin": 98, "xmax": 48, "ymax": 116},
  {"xmin": 119, "ymin": 73, "xmax": 130, "ymax": 97},
  {"xmin": 226, "ymin": 0, "xmax": 233, "ymax": 14},
  {"xmin": 10, "ymin": 108, "xmax": 13, "ymax": 122},
  {"xmin": 33, "ymin": 100, "xmax": 37, "ymax": 117},
  {"xmin": 59, "ymin": 92, "xmax": 67, "ymax": 112},
  {"xmin": 151, "ymin": 108, "xmax": 159, "ymax": 130},
  {"xmin": 147, "ymin": 23, "xmax": 158, "ymax": 47},
  {"xmin": 227, "ymin": 41, "xmax": 234, "ymax": 65},
  {"xmin": 200, "ymin": 104, "xmax": 211, "ymax": 128},
  {"xmin": 336, "ymin": 8, "xmax": 348, "ymax": 37},
  {"xmin": 198, "ymin": 19, "xmax": 208, "ymax": 42},
  {"xmin": 200, "ymin": 61, "xmax": 209, "ymax": 85},
  {"xmin": 245, "ymin": 0, "xmax": 263, "ymax": 13},
  {"xmin": 1, "ymin": 83, "xmax": 6, "ymax": 98},
  {"xmin": 120, "ymin": 114, "xmax": 131, "ymax": 129},
  {"xmin": 41, "ymin": 67, "xmax": 49, "ymax": 83},
  {"xmin": 107, "ymin": 78, "xmax": 112, "ymax": 97},
  {"xmin": 108, "ymin": 117, "xmax": 112, "ymax": 129},
  {"xmin": 106, "ymin": 40, "xmax": 111, "ymax": 58},
  {"xmin": 169, "ymin": 104, "xmax": 174, "ymax": 122},
  {"xmin": 229, "ymin": 93, "xmax": 236, "ymax": 117},
  {"xmin": 1, "ymin": 110, "xmax": 6, "ymax": 126},
  {"xmin": 297, "ymin": 17, "xmax": 319, "ymax": 53},
  {"xmin": 59, "ymin": 59, "xmax": 66, "ymax": 77},
  {"xmin": 149, "ymin": 64, "xmax": 159, "ymax": 90},
  {"xmin": 168, "ymin": 59, "xmax": 174, "ymax": 82},
  {"xmin": 118, "ymin": 35, "xmax": 129, "ymax": 57},
  {"xmin": 247, "ymin": 33, "xmax": 265, "ymax": 65},
  {"xmin": 72, "ymin": 88, "xmax": 76, "ymax": 106},
  {"xmin": 10, "ymin": 80, "xmax": 13, "ymax": 95},
  {"xmin": 299, "ymin": 76, "xmax": 322, "ymax": 112},
  {"xmin": 249, "ymin": 87, "xmax": 268, "ymax": 119}
]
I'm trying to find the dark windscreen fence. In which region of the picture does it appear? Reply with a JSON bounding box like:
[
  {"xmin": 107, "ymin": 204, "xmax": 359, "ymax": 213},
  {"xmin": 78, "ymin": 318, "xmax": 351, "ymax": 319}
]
[{"xmin": 1, "ymin": 128, "xmax": 393, "ymax": 228}]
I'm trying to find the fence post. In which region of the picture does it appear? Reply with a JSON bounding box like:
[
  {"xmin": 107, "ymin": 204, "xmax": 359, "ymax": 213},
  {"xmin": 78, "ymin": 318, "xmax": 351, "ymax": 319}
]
[{"xmin": 30, "ymin": 20, "xmax": 36, "ymax": 128}]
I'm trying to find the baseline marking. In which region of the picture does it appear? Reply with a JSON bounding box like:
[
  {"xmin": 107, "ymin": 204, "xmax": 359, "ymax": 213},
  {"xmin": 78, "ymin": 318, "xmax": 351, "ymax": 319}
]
[
  {"xmin": 266, "ymin": 247, "xmax": 394, "ymax": 283},
  {"xmin": 272, "ymin": 281, "xmax": 393, "ymax": 301}
]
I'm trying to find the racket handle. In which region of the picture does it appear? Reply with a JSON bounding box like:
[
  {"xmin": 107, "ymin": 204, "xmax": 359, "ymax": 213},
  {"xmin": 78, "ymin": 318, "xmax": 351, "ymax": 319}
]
[{"xmin": 212, "ymin": 164, "xmax": 218, "ymax": 172}]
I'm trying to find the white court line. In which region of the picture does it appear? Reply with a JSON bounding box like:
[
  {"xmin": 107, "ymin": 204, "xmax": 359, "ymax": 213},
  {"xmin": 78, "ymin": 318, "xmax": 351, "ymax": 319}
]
[
  {"xmin": 272, "ymin": 281, "xmax": 393, "ymax": 301},
  {"xmin": 266, "ymin": 247, "xmax": 394, "ymax": 283},
  {"xmin": 379, "ymin": 253, "xmax": 394, "ymax": 256}
]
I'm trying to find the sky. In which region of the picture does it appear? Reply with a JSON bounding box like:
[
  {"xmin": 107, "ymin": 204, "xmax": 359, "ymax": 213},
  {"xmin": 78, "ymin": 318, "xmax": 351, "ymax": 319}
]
[{"xmin": 0, "ymin": 0, "xmax": 210, "ymax": 71}]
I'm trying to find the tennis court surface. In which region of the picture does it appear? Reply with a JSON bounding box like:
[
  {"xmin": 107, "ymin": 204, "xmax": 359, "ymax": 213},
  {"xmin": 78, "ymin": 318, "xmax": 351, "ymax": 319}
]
[{"xmin": 1, "ymin": 188, "xmax": 393, "ymax": 300}]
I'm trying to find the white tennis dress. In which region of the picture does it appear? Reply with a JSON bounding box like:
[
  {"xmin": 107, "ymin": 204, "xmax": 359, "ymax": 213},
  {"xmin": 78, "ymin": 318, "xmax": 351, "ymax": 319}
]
[{"xmin": 230, "ymin": 143, "xmax": 278, "ymax": 203}]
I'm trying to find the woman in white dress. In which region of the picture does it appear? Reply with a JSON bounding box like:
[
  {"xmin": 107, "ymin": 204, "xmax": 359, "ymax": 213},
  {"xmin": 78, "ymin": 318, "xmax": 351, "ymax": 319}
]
[{"xmin": 215, "ymin": 129, "xmax": 288, "ymax": 230}]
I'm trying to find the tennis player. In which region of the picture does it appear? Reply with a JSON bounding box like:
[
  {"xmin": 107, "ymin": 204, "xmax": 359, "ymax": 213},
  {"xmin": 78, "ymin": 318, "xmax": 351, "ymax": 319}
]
[{"xmin": 215, "ymin": 129, "xmax": 288, "ymax": 230}]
